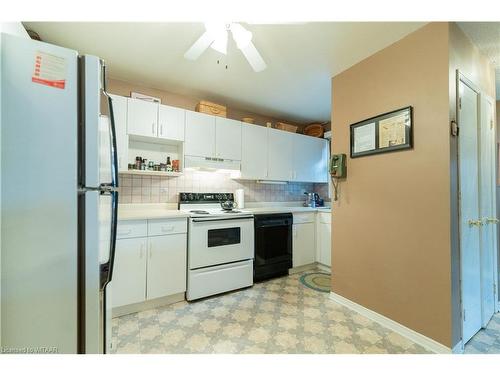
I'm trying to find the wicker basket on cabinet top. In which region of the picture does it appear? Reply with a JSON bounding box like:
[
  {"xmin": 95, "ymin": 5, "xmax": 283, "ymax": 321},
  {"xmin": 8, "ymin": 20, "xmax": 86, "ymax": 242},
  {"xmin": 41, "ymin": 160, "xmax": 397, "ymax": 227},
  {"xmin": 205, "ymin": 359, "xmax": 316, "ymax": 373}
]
[{"xmin": 195, "ymin": 100, "xmax": 227, "ymax": 118}]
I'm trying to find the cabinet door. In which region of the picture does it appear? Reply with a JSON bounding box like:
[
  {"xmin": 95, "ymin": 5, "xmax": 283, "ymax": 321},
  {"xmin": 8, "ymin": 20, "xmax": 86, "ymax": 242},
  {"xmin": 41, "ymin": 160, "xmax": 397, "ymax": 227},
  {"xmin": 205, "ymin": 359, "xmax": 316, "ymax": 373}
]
[
  {"xmin": 215, "ymin": 117, "xmax": 242, "ymax": 160},
  {"xmin": 319, "ymin": 222, "xmax": 331, "ymax": 268},
  {"xmin": 267, "ymin": 128, "xmax": 294, "ymax": 181},
  {"xmin": 112, "ymin": 237, "xmax": 147, "ymax": 308},
  {"xmin": 184, "ymin": 110, "xmax": 216, "ymax": 158},
  {"xmin": 127, "ymin": 98, "xmax": 158, "ymax": 138},
  {"xmin": 241, "ymin": 123, "xmax": 268, "ymax": 179},
  {"xmin": 147, "ymin": 234, "xmax": 187, "ymax": 300},
  {"xmin": 293, "ymin": 135, "xmax": 329, "ymax": 182},
  {"xmin": 158, "ymin": 104, "xmax": 185, "ymax": 141},
  {"xmin": 292, "ymin": 223, "xmax": 316, "ymax": 267},
  {"xmin": 109, "ymin": 95, "xmax": 128, "ymax": 172}
]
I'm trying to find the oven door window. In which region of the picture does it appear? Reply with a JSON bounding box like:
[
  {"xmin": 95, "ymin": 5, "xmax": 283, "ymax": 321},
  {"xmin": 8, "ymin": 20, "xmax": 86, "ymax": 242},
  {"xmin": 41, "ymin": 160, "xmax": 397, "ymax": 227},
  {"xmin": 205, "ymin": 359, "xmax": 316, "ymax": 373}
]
[{"xmin": 208, "ymin": 227, "xmax": 241, "ymax": 248}]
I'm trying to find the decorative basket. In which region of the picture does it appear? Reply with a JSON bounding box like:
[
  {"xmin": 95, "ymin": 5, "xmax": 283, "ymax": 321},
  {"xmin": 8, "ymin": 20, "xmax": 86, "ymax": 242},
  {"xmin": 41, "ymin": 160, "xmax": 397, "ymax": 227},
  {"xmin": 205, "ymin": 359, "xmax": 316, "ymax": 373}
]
[
  {"xmin": 196, "ymin": 100, "xmax": 227, "ymax": 118},
  {"xmin": 275, "ymin": 122, "xmax": 298, "ymax": 133},
  {"xmin": 242, "ymin": 117, "xmax": 255, "ymax": 124},
  {"xmin": 303, "ymin": 123, "xmax": 324, "ymax": 138}
]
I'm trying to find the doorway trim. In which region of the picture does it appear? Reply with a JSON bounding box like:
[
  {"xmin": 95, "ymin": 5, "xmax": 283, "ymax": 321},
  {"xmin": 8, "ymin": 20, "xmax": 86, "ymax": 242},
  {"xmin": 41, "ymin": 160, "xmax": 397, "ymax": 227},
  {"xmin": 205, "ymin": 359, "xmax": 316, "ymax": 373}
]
[{"xmin": 456, "ymin": 70, "xmax": 499, "ymax": 345}]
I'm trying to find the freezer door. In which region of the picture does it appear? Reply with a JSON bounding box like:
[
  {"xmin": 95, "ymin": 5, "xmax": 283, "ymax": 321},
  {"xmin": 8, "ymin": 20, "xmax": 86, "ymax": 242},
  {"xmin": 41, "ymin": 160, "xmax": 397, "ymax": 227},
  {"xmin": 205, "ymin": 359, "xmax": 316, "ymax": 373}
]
[
  {"xmin": 84, "ymin": 190, "xmax": 115, "ymax": 353},
  {"xmin": 1, "ymin": 33, "xmax": 79, "ymax": 353}
]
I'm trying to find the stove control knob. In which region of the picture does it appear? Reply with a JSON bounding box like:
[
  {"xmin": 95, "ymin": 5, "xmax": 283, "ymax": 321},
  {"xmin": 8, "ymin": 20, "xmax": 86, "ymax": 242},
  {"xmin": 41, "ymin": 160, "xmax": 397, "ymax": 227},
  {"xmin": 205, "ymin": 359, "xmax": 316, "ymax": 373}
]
[
  {"xmin": 188, "ymin": 193, "xmax": 194, "ymax": 201},
  {"xmin": 180, "ymin": 193, "xmax": 186, "ymax": 201}
]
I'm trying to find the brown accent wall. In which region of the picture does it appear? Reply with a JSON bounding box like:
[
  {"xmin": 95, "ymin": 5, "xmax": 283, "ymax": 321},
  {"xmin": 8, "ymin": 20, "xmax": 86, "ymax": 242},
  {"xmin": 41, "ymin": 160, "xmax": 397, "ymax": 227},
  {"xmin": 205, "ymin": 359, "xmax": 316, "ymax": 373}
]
[
  {"xmin": 330, "ymin": 23, "xmax": 452, "ymax": 346},
  {"xmin": 107, "ymin": 78, "xmax": 307, "ymax": 130}
]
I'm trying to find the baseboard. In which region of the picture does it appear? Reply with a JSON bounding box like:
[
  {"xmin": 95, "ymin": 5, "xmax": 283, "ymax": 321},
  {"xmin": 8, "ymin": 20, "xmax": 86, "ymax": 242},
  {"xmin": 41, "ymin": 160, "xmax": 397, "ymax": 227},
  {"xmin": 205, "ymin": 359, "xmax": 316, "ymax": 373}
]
[
  {"xmin": 452, "ymin": 341, "xmax": 464, "ymax": 354},
  {"xmin": 315, "ymin": 262, "xmax": 331, "ymax": 273},
  {"xmin": 288, "ymin": 263, "xmax": 318, "ymax": 275},
  {"xmin": 329, "ymin": 291, "xmax": 452, "ymax": 354},
  {"xmin": 112, "ymin": 292, "xmax": 185, "ymax": 318}
]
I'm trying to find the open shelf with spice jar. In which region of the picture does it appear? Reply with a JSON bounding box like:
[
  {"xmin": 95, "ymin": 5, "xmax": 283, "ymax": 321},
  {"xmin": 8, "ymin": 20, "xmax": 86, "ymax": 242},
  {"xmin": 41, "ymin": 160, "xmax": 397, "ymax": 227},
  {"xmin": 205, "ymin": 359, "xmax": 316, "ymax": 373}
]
[{"xmin": 126, "ymin": 135, "xmax": 184, "ymax": 176}]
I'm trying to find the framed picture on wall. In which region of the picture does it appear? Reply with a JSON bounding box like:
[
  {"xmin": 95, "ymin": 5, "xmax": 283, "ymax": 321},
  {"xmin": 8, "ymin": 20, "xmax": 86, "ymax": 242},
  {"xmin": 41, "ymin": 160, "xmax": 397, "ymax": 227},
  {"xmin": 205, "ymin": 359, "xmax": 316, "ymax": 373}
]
[{"xmin": 350, "ymin": 106, "xmax": 413, "ymax": 158}]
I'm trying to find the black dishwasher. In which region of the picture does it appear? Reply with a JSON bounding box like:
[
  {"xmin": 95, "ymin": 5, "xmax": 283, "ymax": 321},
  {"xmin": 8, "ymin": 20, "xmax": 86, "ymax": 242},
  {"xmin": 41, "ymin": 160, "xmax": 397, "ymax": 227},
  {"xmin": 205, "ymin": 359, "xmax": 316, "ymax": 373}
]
[{"xmin": 254, "ymin": 213, "xmax": 293, "ymax": 282}]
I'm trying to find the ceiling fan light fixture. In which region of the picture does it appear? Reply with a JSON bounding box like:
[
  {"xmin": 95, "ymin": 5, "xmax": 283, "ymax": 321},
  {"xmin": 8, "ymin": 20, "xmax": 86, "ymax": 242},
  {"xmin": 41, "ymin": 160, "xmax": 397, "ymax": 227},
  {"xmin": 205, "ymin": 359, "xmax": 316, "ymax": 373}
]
[
  {"xmin": 230, "ymin": 23, "xmax": 253, "ymax": 50},
  {"xmin": 204, "ymin": 22, "xmax": 229, "ymax": 55}
]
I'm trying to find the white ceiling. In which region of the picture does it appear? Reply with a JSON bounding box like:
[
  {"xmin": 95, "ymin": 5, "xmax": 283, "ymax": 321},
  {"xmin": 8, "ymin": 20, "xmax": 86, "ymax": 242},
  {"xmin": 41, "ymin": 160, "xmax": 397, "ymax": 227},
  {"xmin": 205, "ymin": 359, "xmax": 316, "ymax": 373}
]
[
  {"xmin": 23, "ymin": 22, "xmax": 426, "ymax": 123},
  {"xmin": 457, "ymin": 22, "xmax": 500, "ymax": 99}
]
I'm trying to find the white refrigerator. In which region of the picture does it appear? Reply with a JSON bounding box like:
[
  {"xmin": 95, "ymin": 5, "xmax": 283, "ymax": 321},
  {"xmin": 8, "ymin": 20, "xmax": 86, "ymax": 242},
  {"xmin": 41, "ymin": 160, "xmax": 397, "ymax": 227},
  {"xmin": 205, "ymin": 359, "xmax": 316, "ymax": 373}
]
[{"xmin": 0, "ymin": 33, "xmax": 118, "ymax": 353}]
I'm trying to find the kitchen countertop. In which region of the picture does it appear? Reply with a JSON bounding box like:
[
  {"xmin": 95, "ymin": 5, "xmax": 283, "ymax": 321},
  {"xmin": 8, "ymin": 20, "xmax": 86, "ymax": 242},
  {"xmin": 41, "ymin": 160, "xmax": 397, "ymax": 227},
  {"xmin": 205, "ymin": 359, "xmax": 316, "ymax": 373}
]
[
  {"xmin": 118, "ymin": 204, "xmax": 189, "ymax": 221},
  {"xmin": 118, "ymin": 203, "xmax": 331, "ymax": 220},
  {"xmin": 244, "ymin": 206, "xmax": 331, "ymax": 215}
]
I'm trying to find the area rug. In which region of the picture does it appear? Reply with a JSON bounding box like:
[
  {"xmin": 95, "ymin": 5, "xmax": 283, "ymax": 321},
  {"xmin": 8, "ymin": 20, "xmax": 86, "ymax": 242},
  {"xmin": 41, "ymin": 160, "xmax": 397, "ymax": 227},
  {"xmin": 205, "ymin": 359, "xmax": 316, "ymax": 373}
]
[{"xmin": 299, "ymin": 272, "xmax": 331, "ymax": 292}]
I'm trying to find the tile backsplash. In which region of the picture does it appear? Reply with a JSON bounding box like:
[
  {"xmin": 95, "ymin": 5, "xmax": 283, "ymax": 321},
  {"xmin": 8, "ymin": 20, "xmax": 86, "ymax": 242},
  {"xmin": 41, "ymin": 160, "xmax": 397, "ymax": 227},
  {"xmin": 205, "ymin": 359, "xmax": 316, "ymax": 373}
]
[{"xmin": 118, "ymin": 170, "xmax": 330, "ymax": 204}]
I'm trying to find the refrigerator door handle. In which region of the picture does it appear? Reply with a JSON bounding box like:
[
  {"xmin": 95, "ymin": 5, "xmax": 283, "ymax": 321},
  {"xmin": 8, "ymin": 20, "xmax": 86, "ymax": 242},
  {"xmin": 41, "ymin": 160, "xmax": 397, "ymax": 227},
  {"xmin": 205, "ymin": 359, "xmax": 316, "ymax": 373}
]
[
  {"xmin": 100, "ymin": 190, "xmax": 118, "ymax": 290},
  {"xmin": 100, "ymin": 61, "xmax": 119, "ymax": 191}
]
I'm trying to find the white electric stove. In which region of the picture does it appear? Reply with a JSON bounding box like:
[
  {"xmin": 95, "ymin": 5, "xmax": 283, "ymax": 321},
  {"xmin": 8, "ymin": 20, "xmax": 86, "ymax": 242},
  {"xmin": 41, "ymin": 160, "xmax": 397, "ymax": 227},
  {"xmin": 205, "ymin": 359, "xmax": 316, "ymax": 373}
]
[{"xmin": 179, "ymin": 193, "xmax": 254, "ymax": 300}]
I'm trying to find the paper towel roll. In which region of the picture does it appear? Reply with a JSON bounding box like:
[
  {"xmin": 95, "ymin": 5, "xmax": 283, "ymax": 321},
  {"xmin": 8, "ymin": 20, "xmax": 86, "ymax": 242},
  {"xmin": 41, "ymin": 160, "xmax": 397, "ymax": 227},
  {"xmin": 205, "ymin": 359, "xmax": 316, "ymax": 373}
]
[{"xmin": 235, "ymin": 188, "xmax": 245, "ymax": 209}]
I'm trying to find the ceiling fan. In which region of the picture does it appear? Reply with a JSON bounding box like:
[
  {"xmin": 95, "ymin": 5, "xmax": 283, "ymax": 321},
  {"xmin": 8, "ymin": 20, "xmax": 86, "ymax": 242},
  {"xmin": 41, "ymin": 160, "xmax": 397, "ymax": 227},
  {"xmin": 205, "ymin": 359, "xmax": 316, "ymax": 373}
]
[{"xmin": 184, "ymin": 22, "xmax": 267, "ymax": 72}]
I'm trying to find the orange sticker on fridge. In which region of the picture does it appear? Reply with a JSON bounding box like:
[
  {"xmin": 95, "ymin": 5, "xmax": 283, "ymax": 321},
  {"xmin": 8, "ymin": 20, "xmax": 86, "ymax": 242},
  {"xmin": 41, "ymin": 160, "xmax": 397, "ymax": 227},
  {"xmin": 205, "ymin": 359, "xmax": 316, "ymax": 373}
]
[{"xmin": 32, "ymin": 51, "xmax": 67, "ymax": 89}]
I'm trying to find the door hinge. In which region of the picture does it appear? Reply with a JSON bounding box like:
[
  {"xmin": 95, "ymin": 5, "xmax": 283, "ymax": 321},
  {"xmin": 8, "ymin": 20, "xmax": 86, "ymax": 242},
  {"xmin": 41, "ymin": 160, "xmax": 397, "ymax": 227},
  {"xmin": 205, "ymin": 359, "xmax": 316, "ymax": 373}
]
[
  {"xmin": 494, "ymin": 283, "xmax": 497, "ymax": 295},
  {"xmin": 451, "ymin": 120, "xmax": 459, "ymax": 136},
  {"xmin": 459, "ymin": 97, "xmax": 462, "ymax": 110},
  {"xmin": 463, "ymin": 309, "xmax": 466, "ymax": 322},
  {"xmin": 491, "ymin": 120, "xmax": 494, "ymax": 130}
]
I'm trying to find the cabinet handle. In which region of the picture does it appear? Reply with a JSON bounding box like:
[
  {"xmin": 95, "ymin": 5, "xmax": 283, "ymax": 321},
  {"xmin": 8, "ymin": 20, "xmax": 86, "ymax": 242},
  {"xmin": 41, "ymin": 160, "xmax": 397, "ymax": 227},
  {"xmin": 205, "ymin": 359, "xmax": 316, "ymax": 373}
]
[
  {"xmin": 485, "ymin": 217, "xmax": 499, "ymax": 224},
  {"xmin": 160, "ymin": 124, "xmax": 163, "ymax": 136},
  {"xmin": 152, "ymin": 123, "xmax": 155, "ymax": 135}
]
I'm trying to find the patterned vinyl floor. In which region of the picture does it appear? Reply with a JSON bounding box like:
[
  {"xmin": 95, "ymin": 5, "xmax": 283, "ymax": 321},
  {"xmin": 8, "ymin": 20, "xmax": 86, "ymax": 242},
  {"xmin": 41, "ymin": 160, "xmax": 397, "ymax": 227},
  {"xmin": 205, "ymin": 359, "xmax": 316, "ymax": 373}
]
[
  {"xmin": 464, "ymin": 313, "xmax": 500, "ymax": 354},
  {"xmin": 111, "ymin": 268, "xmax": 431, "ymax": 354}
]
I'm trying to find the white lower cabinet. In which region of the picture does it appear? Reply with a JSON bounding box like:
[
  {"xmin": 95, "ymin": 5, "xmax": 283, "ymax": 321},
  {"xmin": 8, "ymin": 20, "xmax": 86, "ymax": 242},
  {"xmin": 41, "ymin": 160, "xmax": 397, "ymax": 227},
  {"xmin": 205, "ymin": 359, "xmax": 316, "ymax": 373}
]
[
  {"xmin": 147, "ymin": 234, "xmax": 187, "ymax": 300},
  {"xmin": 317, "ymin": 212, "xmax": 332, "ymax": 268},
  {"xmin": 292, "ymin": 213, "xmax": 316, "ymax": 267},
  {"xmin": 112, "ymin": 237, "xmax": 147, "ymax": 307},
  {"xmin": 112, "ymin": 219, "xmax": 187, "ymax": 310}
]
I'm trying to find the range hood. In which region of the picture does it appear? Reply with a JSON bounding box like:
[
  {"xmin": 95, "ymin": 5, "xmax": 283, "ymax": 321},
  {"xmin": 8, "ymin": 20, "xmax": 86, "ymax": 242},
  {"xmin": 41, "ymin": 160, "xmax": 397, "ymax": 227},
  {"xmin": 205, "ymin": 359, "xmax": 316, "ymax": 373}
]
[{"xmin": 184, "ymin": 155, "xmax": 241, "ymax": 171}]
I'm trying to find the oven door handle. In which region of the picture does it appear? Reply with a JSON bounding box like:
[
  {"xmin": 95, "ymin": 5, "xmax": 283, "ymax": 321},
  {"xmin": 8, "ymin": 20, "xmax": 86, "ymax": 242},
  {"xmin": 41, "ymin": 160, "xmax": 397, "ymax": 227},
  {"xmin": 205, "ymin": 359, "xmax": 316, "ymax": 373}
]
[{"xmin": 191, "ymin": 215, "xmax": 254, "ymax": 223}]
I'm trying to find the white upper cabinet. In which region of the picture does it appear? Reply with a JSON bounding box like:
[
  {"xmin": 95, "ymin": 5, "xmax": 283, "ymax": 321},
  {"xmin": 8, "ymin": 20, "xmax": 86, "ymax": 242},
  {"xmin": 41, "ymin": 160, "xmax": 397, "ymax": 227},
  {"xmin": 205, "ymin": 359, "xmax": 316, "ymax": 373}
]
[
  {"xmin": 158, "ymin": 104, "xmax": 185, "ymax": 141},
  {"xmin": 127, "ymin": 98, "xmax": 158, "ymax": 138},
  {"xmin": 215, "ymin": 117, "xmax": 242, "ymax": 160},
  {"xmin": 241, "ymin": 123, "xmax": 268, "ymax": 180},
  {"xmin": 109, "ymin": 94, "xmax": 128, "ymax": 172},
  {"xmin": 268, "ymin": 128, "xmax": 294, "ymax": 181},
  {"xmin": 293, "ymin": 135, "xmax": 329, "ymax": 183},
  {"xmin": 185, "ymin": 110, "xmax": 216, "ymax": 158}
]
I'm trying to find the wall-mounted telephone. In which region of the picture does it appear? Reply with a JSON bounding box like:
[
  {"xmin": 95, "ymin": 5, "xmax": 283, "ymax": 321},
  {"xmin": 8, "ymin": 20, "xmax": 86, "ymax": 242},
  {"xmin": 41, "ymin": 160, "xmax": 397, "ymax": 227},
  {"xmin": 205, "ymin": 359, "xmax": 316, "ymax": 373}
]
[{"xmin": 330, "ymin": 154, "xmax": 347, "ymax": 178}]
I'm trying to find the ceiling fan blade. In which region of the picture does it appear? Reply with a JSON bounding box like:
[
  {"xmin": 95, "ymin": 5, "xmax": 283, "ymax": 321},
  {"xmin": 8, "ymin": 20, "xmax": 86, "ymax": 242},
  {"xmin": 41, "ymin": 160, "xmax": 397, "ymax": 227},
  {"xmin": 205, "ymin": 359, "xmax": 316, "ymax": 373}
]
[
  {"xmin": 184, "ymin": 31, "xmax": 214, "ymax": 60},
  {"xmin": 240, "ymin": 41, "xmax": 267, "ymax": 72}
]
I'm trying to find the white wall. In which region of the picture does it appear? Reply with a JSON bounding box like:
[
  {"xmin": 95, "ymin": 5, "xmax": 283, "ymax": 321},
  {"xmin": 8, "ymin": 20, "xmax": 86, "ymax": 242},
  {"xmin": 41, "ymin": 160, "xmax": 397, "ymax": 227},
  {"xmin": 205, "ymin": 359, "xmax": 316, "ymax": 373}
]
[{"xmin": 0, "ymin": 21, "xmax": 29, "ymax": 348}]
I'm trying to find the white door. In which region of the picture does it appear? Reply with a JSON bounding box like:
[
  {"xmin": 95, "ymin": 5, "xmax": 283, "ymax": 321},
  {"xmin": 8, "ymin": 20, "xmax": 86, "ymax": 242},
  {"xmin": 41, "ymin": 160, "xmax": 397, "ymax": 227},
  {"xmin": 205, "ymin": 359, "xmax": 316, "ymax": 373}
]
[
  {"xmin": 241, "ymin": 123, "xmax": 268, "ymax": 179},
  {"xmin": 185, "ymin": 110, "xmax": 216, "ymax": 158},
  {"xmin": 459, "ymin": 79, "xmax": 482, "ymax": 344},
  {"xmin": 111, "ymin": 237, "xmax": 147, "ymax": 308},
  {"xmin": 292, "ymin": 223, "xmax": 316, "ymax": 267},
  {"xmin": 216, "ymin": 117, "xmax": 242, "ymax": 160},
  {"xmin": 158, "ymin": 104, "xmax": 185, "ymax": 141},
  {"xmin": 147, "ymin": 234, "xmax": 187, "ymax": 300},
  {"xmin": 109, "ymin": 95, "xmax": 128, "ymax": 172},
  {"xmin": 479, "ymin": 95, "xmax": 497, "ymax": 326},
  {"xmin": 127, "ymin": 98, "xmax": 158, "ymax": 138},
  {"xmin": 293, "ymin": 135, "xmax": 329, "ymax": 182},
  {"xmin": 268, "ymin": 128, "xmax": 294, "ymax": 181}
]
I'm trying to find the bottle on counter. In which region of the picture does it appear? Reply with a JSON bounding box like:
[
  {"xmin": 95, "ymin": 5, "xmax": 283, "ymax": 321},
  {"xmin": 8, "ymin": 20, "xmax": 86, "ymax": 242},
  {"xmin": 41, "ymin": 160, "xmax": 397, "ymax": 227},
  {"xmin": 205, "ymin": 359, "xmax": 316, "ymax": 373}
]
[
  {"xmin": 166, "ymin": 156, "xmax": 172, "ymax": 172},
  {"xmin": 135, "ymin": 156, "xmax": 142, "ymax": 170}
]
